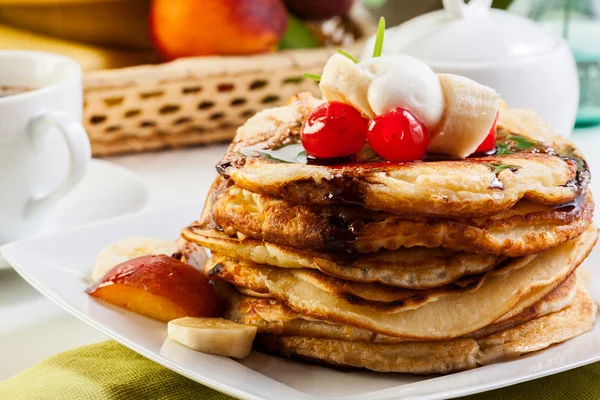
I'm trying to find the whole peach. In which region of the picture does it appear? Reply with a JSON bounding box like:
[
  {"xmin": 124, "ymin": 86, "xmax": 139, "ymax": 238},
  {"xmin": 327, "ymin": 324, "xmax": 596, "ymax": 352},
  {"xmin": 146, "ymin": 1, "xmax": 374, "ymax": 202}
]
[{"xmin": 150, "ymin": 0, "xmax": 288, "ymax": 60}]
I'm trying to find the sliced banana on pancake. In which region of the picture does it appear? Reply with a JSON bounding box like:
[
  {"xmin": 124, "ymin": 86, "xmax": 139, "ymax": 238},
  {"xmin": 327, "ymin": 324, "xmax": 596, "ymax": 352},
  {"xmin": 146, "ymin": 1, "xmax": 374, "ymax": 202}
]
[
  {"xmin": 319, "ymin": 53, "xmax": 374, "ymax": 118},
  {"xmin": 92, "ymin": 237, "xmax": 178, "ymax": 281},
  {"xmin": 428, "ymin": 74, "xmax": 500, "ymax": 158}
]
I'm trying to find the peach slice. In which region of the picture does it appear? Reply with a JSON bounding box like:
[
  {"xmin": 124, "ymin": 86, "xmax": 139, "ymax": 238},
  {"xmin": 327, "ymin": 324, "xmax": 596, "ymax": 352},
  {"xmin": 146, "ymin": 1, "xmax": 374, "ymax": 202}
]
[{"xmin": 87, "ymin": 255, "xmax": 221, "ymax": 322}]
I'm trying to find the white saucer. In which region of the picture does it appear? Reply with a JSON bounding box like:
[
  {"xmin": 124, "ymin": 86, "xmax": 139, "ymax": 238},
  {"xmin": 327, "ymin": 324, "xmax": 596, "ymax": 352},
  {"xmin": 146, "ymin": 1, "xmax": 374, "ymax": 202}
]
[{"xmin": 0, "ymin": 159, "xmax": 148, "ymax": 270}]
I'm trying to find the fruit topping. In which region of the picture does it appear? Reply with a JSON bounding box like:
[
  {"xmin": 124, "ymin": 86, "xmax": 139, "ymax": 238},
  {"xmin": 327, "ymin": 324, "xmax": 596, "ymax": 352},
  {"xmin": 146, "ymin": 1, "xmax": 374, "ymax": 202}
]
[
  {"xmin": 303, "ymin": 16, "xmax": 499, "ymax": 161},
  {"xmin": 168, "ymin": 317, "xmax": 257, "ymax": 359},
  {"xmin": 150, "ymin": 0, "xmax": 288, "ymax": 60},
  {"xmin": 301, "ymin": 101, "xmax": 368, "ymax": 158},
  {"xmin": 86, "ymin": 254, "xmax": 221, "ymax": 323},
  {"xmin": 427, "ymin": 74, "xmax": 499, "ymax": 158},
  {"xmin": 367, "ymin": 107, "xmax": 429, "ymax": 162},
  {"xmin": 475, "ymin": 112, "xmax": 499, "ymax": 153},
  {"xmin": 318, "ymin": 52, "xmax": 375, "ymax": 118}
]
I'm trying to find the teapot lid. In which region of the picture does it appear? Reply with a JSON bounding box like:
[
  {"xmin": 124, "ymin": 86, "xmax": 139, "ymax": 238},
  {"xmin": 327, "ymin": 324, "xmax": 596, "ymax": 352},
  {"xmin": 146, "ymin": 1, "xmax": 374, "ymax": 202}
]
[{"xmin": 363, "ymin": 0, "xmax": 560, "ymax": 64}]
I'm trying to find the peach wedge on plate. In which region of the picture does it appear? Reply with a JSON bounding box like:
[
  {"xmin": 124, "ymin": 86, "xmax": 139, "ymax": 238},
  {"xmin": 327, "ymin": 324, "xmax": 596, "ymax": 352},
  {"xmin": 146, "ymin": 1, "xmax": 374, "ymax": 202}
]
[{"xmin": 87, "ymin": 254, "xmax": 221, "ymax": 322}]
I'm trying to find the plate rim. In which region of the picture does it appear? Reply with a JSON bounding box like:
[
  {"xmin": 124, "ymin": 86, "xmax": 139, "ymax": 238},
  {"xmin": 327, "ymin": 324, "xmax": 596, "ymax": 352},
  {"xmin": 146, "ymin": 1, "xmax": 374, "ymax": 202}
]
[{"xmin": 2, "ymin": 204, "xmax": 600, "ymax": 400}]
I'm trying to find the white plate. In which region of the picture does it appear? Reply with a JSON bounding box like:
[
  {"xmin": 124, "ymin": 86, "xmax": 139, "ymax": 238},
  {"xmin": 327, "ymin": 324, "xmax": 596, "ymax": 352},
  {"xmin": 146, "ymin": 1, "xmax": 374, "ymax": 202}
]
[
  {"xmin": 2, "ymin": 203, "xmax": 600, "ymax": 400},
  {"xmin": 0, "ymin": 159, "xmax": 148, "ymax": 270}
]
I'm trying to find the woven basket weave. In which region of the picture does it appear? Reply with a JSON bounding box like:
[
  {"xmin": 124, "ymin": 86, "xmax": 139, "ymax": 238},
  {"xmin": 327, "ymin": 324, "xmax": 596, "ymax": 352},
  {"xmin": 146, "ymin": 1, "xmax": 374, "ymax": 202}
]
[{"xmin": 83, "ymin": 42, "xmax": 367, "ymax": 157}]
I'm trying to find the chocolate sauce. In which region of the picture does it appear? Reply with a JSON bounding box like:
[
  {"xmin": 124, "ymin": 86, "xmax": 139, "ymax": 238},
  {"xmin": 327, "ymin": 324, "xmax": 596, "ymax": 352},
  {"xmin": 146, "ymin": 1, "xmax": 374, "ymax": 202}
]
[
  {"xmin": 322, "ymin": 175, "xmax": 365, "ymax": 206},
  {"xmin": 215, "ymin": 160, "xmax": 233, "ymax": 176},
  {"xmin": 470, "ymin": 148, "xmax": 498, "ymax": 157},
  {"xmin": 326, "ymin": 214, "xmax": 360, "ymax": 249},
  {"xmin": 493, "ymin": 129, "xmax": 558, "ymax": 156},
  {"xmin": 561, "ymin": 157, "xmax": 590, "ymax": 195},
  {"xmin": 206, "ymin": 262, "xmax": 224, "ymax": 278},
  {"xmin": 553, "ymin": 192, "xmax": 586, "ymax": 213}
]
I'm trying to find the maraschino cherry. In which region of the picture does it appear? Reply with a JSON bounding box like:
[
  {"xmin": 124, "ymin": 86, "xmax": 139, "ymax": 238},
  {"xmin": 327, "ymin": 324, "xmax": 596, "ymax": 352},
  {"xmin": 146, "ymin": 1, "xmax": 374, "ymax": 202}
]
[
  {"xmin": 367, "ymin": 107, "xmax": 429, "ymax": 162},
  {"xmin": 301, "ymin": 102, "xmax": 368, "ymax": 159}
]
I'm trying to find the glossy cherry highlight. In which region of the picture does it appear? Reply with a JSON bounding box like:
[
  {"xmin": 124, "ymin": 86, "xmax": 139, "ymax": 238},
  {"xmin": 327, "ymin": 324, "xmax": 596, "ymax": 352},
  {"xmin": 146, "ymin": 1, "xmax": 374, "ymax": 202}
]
[
  {"xmin": 367, "ymin": 107, "xmax": 428, "ymax": 162},
  {"xmin": 301, "ymin": 102, "xmax": 368, "ymax": 159}
]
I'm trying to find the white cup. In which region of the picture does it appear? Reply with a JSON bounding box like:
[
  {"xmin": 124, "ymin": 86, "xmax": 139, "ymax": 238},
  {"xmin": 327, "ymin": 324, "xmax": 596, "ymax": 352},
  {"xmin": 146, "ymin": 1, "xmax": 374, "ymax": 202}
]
[{"xmin": 0, "ymin": 51, "xmax": 91, "ymax": 244}]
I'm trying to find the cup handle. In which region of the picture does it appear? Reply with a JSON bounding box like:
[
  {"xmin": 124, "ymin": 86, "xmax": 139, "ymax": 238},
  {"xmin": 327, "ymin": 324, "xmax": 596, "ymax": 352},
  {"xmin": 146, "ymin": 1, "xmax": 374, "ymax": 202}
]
[
  {"xmin": 24, "ymin": 111, "xmax": 91, "ymax": 219},
  {"xmin": 442, "ymin": 0, "xmax": 492, "ymax": 19}
]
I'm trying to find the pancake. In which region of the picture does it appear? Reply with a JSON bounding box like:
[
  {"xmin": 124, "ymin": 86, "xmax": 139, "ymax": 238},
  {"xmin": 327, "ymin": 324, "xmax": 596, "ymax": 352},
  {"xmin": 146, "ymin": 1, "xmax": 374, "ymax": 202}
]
[
  {"xmin": 211, "ymin": 184, "xmax": 593, "ymax": 256},
  {"xmin": 209, "ymin": 254, "xmax": 490, "ymax": 313},
  {"xmin": 181, "ymin": 227, "xmax": 503, "ymax": 289},
  {"xmin": 204, "ymin": 226, "xmax": 597, "ymax": 339},
  {"xmin": 216, "ymin": 94, "xmax": 589, "ymax": 218},
  {"xmin": 236, "ymin": 287, "xmax": 273, "ymax": 299},
  {"xmin": 467, "ymin": 271, "xmax": 578, "ymax": 339},
  {"xmin": 477, "ymin": 281, "xmax": 597, "ymax": 365},
  {"xmin": 221, "ymin": 273, "xmax": 578, "ymax": 344},
  {"xmin": 254, "ymin": 282, "xmax": 596, "ymax": 374}
]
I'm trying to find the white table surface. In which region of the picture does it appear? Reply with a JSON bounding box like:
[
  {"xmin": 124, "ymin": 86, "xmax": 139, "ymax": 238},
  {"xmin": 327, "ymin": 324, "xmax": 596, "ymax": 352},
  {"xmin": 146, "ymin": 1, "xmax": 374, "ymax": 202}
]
[{"xmin": 1, "ymin": 129, "xmax": 600, "ymax": 381}]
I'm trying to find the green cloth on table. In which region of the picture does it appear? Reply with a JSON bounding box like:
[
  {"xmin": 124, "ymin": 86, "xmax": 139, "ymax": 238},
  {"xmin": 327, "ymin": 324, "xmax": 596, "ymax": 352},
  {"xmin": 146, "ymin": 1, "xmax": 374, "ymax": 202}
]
[{"xmin": 1, "ymin": 340, "xmax": 599, "ymax": 400}]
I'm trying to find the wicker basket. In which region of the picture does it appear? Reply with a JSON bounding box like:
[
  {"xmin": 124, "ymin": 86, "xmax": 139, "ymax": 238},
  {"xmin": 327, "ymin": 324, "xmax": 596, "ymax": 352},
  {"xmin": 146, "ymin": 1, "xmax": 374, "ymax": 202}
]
[{"xmin": 84, "ymin": 41, "xmax": 370, "ymax": 157}]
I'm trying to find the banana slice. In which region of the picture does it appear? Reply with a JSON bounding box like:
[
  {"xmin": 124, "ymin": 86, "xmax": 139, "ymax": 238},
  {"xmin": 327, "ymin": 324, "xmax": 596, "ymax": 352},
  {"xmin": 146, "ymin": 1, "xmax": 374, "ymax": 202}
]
[
  {"xmin": 428, "ymin": 74, "xmax": 499, "ymax": 158},
  {"xmin": 319, "ymin": 53, "xmax": 375, "ymax": 118},
  {"xmin": 92, "ymin": 237, "xmax": 178, "ymax": 282},
  {"xmin": 168, "ymin": 317, "xmax": 257, "ymax": 359}
]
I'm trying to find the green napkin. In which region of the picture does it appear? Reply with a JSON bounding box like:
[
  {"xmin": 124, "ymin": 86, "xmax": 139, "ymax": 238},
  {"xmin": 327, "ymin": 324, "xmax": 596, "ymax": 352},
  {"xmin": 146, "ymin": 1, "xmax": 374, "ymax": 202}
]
[
  {"xmin": 1, "ymin": 340, "xmax": 599, "ymax": 400},
  {"xmin": 0, "ymin": 341, "xmax": 231, "ymax": 400}
]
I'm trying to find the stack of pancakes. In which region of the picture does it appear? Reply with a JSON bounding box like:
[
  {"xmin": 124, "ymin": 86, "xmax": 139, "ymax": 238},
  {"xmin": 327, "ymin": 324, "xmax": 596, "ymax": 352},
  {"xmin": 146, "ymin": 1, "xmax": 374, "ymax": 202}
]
[{"xmin": 180, "ymin": 95, "xmax": 598, "ymax": 374}]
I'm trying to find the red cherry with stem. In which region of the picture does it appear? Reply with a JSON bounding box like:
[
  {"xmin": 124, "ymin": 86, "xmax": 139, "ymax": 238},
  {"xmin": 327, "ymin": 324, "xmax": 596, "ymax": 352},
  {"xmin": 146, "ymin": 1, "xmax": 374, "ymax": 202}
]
[
  {"xmin": 301, "ymin": 102, "xmax": 368, "ymax": 159},
  {"xmin": 367, "ymin": 107, "xmax": 429, "ymax": 162},
  {"xmin": 475, "ymin": 112, "xmax": 499, "ymax": 153}
]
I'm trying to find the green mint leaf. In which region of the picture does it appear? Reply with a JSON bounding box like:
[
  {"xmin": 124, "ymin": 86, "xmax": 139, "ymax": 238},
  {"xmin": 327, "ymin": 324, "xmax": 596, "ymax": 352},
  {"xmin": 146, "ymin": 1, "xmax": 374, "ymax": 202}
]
[
  {"xmin": 297, "ymin": 150, "xmax": 308, "ymax": 164},
  {"xmin": 491, "ymin": 163, "xmax": 521, "ymax": 174},
  {"xmin": 372, "ymin": 17, "xmax": 386, "ymax": 58},
  {"xmin": 303, "ymin": 73, "xmax": 322, "ymax": 82},
  {"xmin": 567, "ymin": 156, "xmax": 585, "ymax": 172},
  {"xmin": 240, "ymin": 143, "xmax": 307, "ymax": 164},
  {"xmin": 496, "ymin": 143, "xmax": 512, "ymax": 155},
  {"xmin": 509, "ymin": 135, "xmax": 534, "ymax": 150},
  {"xmin": 337, "ymin": 49, "xmax": 358, "ymax": 63}
]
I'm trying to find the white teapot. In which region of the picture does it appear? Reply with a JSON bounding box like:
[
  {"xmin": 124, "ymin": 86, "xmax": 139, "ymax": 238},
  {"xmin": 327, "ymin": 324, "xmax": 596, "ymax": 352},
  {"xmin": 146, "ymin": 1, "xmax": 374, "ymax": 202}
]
[{"xmin": 362, "ymin": 0, "xmax": 579, "ymax": 136}]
